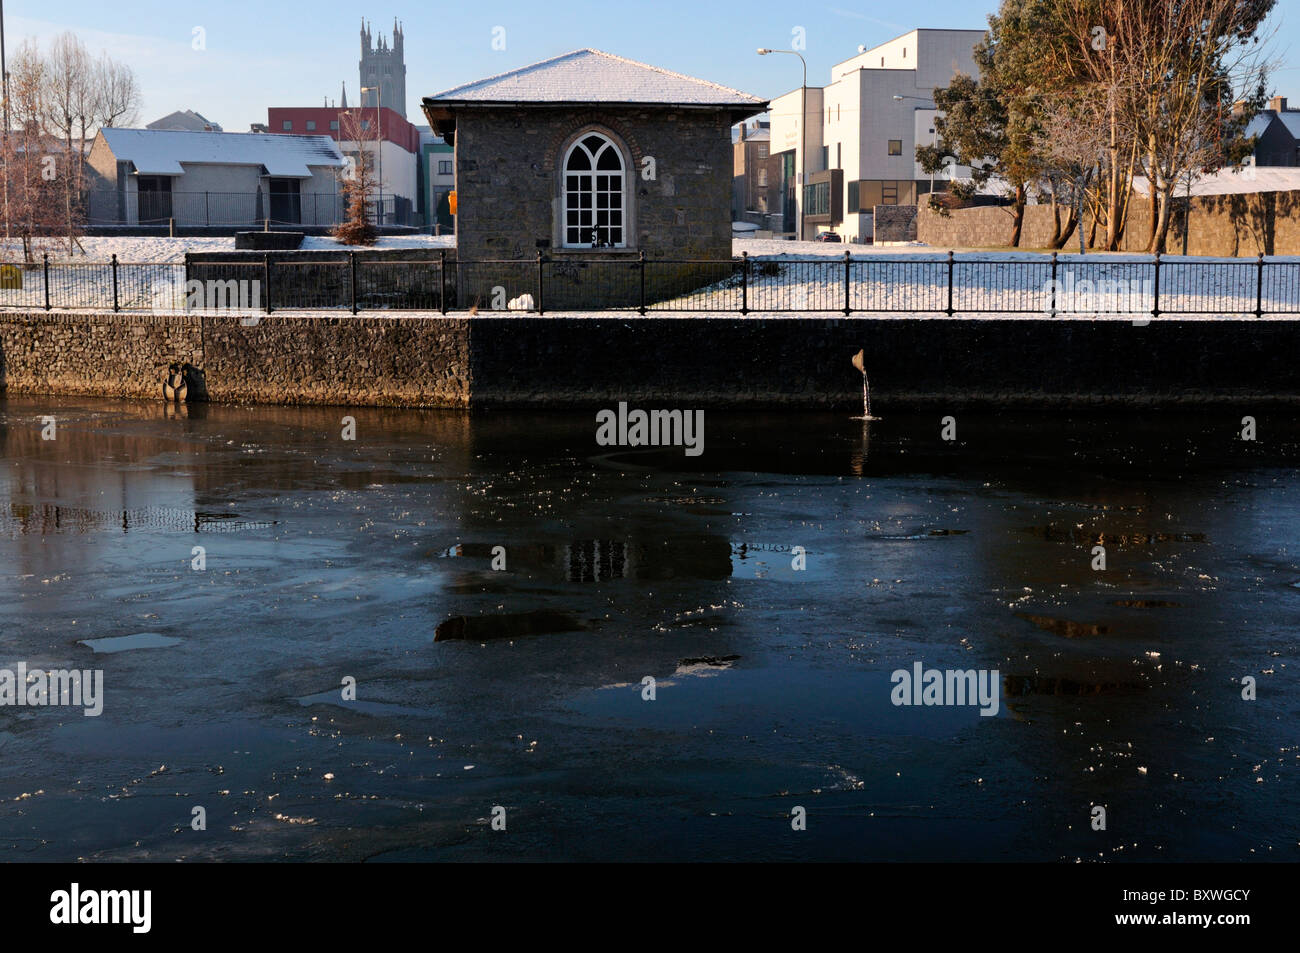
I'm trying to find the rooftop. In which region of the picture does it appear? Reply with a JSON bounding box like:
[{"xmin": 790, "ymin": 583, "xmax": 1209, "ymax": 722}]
[
  {"xmin": 98, "ymin": 128, "xmax": 346, "ymax": 177},
  {"xmin": 423, "ymin": 48, "xmax": 767, "ymax": 109}
]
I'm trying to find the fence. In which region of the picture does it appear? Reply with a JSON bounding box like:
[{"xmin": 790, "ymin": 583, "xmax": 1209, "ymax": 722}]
[
  {"xmin": 4, "ymin": 251, "xmax": 1300, "ymax": 316},
  {"xmin": 84, "ymin": 190, "xmax": 414, "ymax": 228}
]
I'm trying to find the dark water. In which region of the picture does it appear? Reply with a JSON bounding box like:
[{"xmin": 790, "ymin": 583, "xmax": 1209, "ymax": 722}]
[{"xmin": 0, "ymin": 397, "xmax": 1297, "ymax": 862}]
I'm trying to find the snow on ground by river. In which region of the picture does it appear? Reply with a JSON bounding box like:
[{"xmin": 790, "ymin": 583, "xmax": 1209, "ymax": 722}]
[{"xmin": 0, "ymin": 233, "xmax": 456, "ymax": 264}]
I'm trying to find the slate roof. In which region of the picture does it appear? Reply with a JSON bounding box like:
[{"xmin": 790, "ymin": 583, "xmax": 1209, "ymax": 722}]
[
  {"xmin": 424, "ymin": 48, "xmax": 767, "ymax": 109},
  {"xmin": 98, "ymin": 128, "xmax": 345, "ymax": 177}
]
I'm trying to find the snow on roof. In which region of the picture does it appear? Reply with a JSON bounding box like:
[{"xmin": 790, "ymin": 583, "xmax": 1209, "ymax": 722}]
[
  {"xmin": 99, "ymin": 128, "xmax": 345, "ymax": 177},
  {"xmin": 1275, "ymin": 111, "xmax": 1300, "ymax": 140},
  {"xmin": 1244, "ymin": 113, "xmax": 1275, "ymax": 139},
  {"xmin": 424, "ymin": 49, "xmax": 766, "ymax": 108},
  {"xmin": 1132, "ymin": 166, "xmax": 1300, "ymax": 197}
]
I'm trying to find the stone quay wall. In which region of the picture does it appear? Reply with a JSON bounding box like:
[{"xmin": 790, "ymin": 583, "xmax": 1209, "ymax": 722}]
[{"xmin": 4, "ymin": 310, "xmax": 1298, "ymax": 410}]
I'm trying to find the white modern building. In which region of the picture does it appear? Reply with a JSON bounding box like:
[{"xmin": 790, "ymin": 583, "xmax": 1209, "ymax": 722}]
[{"xmin": 769, "ymin": 28, "xmax": 982, "ymax": 241}]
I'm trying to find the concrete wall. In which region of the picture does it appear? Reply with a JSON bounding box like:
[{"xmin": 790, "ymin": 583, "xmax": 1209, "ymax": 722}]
[
  {"xmin": 832, "ymin": 29, "xmax": 982, "ymax": 87},
  {"xmin": 5, "ymin": 311, "xmax": 1300, "ymax": 409},
  {"xmin": 917, "ymin": 191, "xmax": 1300, "ymax": 255}
]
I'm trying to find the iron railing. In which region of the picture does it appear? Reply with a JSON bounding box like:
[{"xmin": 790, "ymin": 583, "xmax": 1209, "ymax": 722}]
[
  {"xmin": 83, "ymin": 190, "xmax": 414, "ymax": 228},
  {"xmin": 2, "ymin": 251, "xmax": 1298, "ymax": 317}
]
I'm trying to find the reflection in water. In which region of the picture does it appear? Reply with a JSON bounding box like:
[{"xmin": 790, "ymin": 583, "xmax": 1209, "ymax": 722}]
[
  {"xmin": 444, "ymin": 536, "xmax": 733, "ymax": 582},
  {"xmin": 1016, "ymin": 613, "xmax": 1111, "ymax": 639},
  {"xmin": 0, "ymin": 503, "xmax": 276, "ymax": 536},
  {"xmin": 434, "ymin": 610, "xmax": 588, "ymax": 642},
  {"xmin": 1, "ymin": 398, "xmax": 1298, "ymax": 862},
  {"xmin": 1003, "ymin": 674, "xmax": 1147, "ymax": 697}
]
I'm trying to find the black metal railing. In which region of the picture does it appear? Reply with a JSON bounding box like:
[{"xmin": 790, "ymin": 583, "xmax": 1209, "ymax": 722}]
[
  {"xmin": 82, "ymin": 190, "xmax": 415, "ymax": 228},
  {"xmin": 3, "ymin": 251, "xmax": 1299, "ymax": 317}
]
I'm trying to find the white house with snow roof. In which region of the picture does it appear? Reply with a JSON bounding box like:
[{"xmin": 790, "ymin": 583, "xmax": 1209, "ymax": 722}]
[
  {"xmin": 421, "ymin": 48, "xmax": 766, "ymax": 297},
  {"xmin": 86, "ymin": 128, "xmax": 346, "ymax": 227}
]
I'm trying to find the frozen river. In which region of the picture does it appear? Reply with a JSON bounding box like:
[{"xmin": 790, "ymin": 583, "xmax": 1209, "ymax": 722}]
[{"xmin": 0, "ymin": 397, "xmax": 1296, "ymax": 861}]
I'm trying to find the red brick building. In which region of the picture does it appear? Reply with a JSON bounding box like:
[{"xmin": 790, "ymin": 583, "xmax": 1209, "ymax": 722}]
[{"xmin": 267, "ymin": 106, "xmax": 420, "ymax": 224}]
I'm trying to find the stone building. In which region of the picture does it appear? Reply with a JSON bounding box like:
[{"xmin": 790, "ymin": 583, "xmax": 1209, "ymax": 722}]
[
  {"xmin": 360, "ymin": 20, "xmax": 407, "ymax": 117},
  {"xmin": 733, "ymin": 119, "xmax": 781, "ymax": 229},
  {"xmin": 421, "ymin": 49, "xmax": 766, "ymax": 307}
]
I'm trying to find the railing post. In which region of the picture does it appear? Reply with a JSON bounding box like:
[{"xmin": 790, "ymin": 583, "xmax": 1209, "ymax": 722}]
[
  {"xmin": 440, "ymin": 249, "xmax": 449, "ymax": 314},
  {"xmin": 946, "ymin": 250, "xmax": 955, "ymax": 316},
  {"xmin": 638, "ymin": 251, "xmax": 647, "ymax": 316},
  {"xmin": 1151, "ymin": 252, "xmax": 1161, "ymax": 320},
  {"xmin": 1256, "ymin": 253, "xmax": 1266, "ymax": 318},
  {"xmin": 1050, "ymin": 251, "xmax": 1058, "ymax": 317},
  {"xmin": 205, "ymin": 192, "xmax": 210, "ymax": 227},
  {"xmin": 741, "ymin": 251, "xmax": 749, "ymax": 315},
  {"xmin": 843, "ymin": 249, "xmax": 851, "ymax": 316},
  {"xmin": 536, "ymin": 249, "xmax": 545, "ymax": 315},
  {"xmin": 111, "ymin": 254, "xmax": 120, "ymax": 312},
  {"xmin": 350, "ymin": 252, "xmax": 358, "ymax": 315},
  {"xmin": 264, "ymin": 254, "xmax": 272, "ymax": 314},
  {"xmin": 43, "ymin": 253, "xmax": 51, "ymax": 311}
]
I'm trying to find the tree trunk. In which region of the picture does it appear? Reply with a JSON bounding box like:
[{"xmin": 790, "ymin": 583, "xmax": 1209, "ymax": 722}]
[
  {"xmin": 1153, "ymin": 186, "xmax": 1176, "ymax": 254},
  {"xmin": 1047, "ymin": 178, "xmax": 1062, "ymax": 248},
  {"xmin": 1053, "ymin": 208, "xmax": 1079, "ymax": 249},
  {"xmin": 1009, "ymin": 185, "xmax": 1026, "ymax": 247}
]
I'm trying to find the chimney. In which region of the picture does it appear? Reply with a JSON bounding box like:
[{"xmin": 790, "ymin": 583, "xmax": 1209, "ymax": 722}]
[{"xmin": 1270, "ymin": 95, "xmax": 1288, "ymax": 113}]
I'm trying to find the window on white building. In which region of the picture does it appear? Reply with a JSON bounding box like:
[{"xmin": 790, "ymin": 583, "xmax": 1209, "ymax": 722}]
[
  {"xmin": 888, "ymin": 139, "xmax": 903, "ymax": 156},
  {"xmin": 563, "ymin": 132, "xmax": 626, "ymax": 248}
]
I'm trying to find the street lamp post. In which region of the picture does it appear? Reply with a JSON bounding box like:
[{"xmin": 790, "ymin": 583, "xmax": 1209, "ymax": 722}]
[
  {"xmin": 361, "ymin": 85, "xmax": 383, "ymax": 225},
  {"xmin": 2, "ymin": 0, "xmax": 10, "ymax": 241},
  {"xmin": 894, "ymin": 94, "xmax": 938, "ymax": 196},
  {"xmin": 758, "ymin": 48, "xmax": 807, "ymax": 241}
]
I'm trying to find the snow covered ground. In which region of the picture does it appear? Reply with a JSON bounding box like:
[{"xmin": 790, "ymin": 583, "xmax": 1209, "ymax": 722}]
[{"xmin": 0, "ymin": 233, "xmax": 456, "ymax": 265}]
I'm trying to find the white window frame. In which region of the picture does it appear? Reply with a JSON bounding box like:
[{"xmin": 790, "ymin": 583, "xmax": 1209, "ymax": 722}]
[{"xmin": 562, "ymin": 131, "xmax": 627, "ymax": 249}]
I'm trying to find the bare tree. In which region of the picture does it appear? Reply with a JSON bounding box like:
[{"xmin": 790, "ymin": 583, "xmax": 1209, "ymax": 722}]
[
  {"xmin": 43, "ymin": 32, "xmax": 93, "ymax": 254},
  {"xmin": 1126, "ymin": 0, "xmax": 1274, "ymax": 252},
  {"xmin": 332, "ymin": 108, "xmax": 380, "ymax": 245},
  {"xmin": 1036, "ymin": 89, "xmax": 1112, "ymax": 252},
  {"xmin": 95, "ymin": 55, "xmax": 141, "ymax": 129},
  {"xmin": 4, "ymin": 41, "xmax": 60, "ymax": 262}
]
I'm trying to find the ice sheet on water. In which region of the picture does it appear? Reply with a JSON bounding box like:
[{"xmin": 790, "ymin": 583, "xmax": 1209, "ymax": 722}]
[{"xmin": 78, "ymin": 633, "xmax": 184, "ymax": 654}]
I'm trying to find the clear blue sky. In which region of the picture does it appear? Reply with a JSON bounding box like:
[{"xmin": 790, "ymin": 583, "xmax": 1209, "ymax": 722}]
[{"xmin": 7, "ymin": 0, "xmax": 1298, "ymax": 129}]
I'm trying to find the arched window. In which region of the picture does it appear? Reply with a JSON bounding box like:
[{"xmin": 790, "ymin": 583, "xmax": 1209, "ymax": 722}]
[{"xmin": 563, "ymin": 132, "xmax": 625, "ymax": 248}]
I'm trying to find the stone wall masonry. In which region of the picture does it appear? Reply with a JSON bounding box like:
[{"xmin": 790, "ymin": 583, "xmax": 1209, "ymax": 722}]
[
  {"xmin": 873, "ymin": 205, "xmax": 919, "ymax": 244},
  {"xmin": 201, "ymin": 315, "xmax": 470, "ymax": 406},
  {"xmin": 4, "ymin": 311, "xmax": 1300, "ymax": 410},
  {"xmin": 0, "ymin": 311, "xmax": 470, "ymax": 407},
  {"xmin": 467, "ymin": 315, "xmax": 1300, "ymax": 408},
  {"xmin": 917, "ymin": 191, "xmax": 1300, "ymax": 255},
  {"xmin": 454, "ymin": 107, "xmax": 734, "ymax": 266},
  {"xmin": 0, "ymin": 312, "xmax": 204, "ymax": 399}
]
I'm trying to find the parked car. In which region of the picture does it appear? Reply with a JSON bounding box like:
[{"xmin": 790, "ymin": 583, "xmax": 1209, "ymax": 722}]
[{"xmin": 815, "ymin": 232, "xmax": 843, "ymax": 243}]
